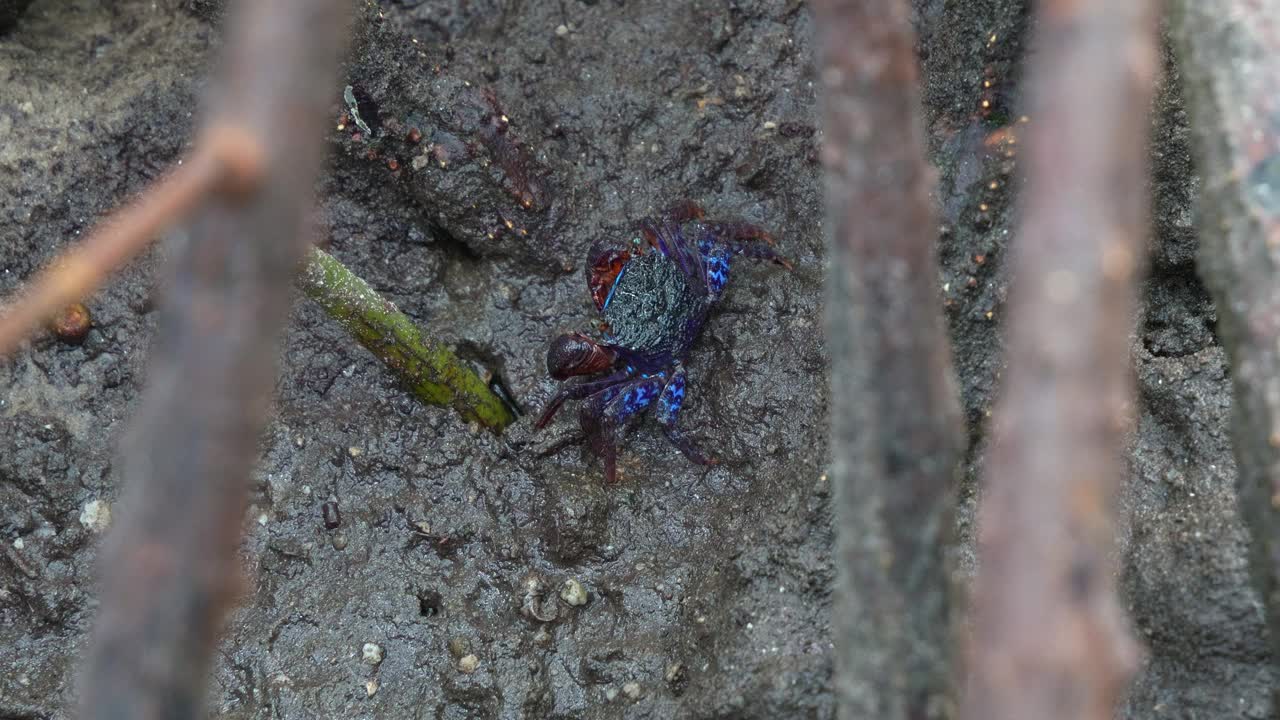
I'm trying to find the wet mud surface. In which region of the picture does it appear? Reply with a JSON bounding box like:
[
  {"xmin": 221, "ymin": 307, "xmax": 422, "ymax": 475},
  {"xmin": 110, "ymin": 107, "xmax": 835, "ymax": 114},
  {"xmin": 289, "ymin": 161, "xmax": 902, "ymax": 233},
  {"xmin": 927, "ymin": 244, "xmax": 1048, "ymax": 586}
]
[{"xmin": 0, "ymin": 0, "xmax": 1272, "ymax": 718}]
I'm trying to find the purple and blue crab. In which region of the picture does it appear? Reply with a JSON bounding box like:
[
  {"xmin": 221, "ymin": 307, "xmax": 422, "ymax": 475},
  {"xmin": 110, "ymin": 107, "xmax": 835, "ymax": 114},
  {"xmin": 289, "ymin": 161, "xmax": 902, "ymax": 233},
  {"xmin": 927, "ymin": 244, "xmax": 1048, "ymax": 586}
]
[{"xmin": 535, "ymin": 201, "xmax": 791, "ymax": 483}]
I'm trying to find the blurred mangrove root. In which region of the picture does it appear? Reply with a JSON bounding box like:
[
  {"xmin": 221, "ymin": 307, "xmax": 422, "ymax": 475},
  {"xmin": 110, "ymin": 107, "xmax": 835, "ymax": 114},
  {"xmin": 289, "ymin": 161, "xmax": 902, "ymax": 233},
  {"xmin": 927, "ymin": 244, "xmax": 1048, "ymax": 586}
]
[
  {"xmin": 79, "ymin": 1, "xmax": 353, "ymax": 719},
  {"xmin": 1171, "ymin": 0, "xmax": 1280, "ymax": 660},
  {"xmin": 812, "ymin": 0, "xmax": 964, "ymax": 717},
  {"xmin": 299, "ymin": 247, "xmax": 515, "ymax": 431},
  {"xmin": 962, "ymin": 1, "xmax": 1157, "ymax": 719}
]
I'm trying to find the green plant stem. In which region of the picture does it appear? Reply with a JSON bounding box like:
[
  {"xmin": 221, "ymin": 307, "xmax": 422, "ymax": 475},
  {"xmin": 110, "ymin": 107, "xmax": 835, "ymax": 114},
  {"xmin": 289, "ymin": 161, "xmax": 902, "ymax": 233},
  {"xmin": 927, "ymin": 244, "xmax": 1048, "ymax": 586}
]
[{"xmin": 298, "ymin": 247, "xmax": 515, "ymax": 432}]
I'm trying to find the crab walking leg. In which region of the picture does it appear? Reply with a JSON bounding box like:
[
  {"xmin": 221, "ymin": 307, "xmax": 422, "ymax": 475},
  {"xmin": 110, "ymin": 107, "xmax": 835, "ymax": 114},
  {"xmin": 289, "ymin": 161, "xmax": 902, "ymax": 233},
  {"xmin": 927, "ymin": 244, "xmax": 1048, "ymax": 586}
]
[
  {"xmin": 535, "ymin": 369, "xmax": 632, "ymax": 429},
  {"xmin": 704, "ymin": 220, "xmax": 776, "ymax": 246},
  {"xmin": 697, "ymin": 239, "xmax": 735, "ymax": 299},
  {"xmin": 641, "ymin": 220, "xmax": 699, "ymax": 278},
  {"xmin": 662, "ymin": 200, "xmax": 708, "ymax": 224},
  {"xmin": 582, "ymin": 376, "xmax": 664, "ymax": 483},
  {"xmin": 722, "ymin": 238, "xmax": 793, "ymax": 269},
  {"xmin": 655, "ymin": 364, "xmax": 715, "ymax": 465}
]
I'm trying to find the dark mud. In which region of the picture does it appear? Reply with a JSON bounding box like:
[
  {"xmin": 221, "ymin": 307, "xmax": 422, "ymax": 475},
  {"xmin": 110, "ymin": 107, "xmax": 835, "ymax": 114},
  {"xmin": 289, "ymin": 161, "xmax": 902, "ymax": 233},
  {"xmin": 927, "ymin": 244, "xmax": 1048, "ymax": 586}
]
[{"xmin": 0, "ymin": 1, "xmax": 1271, "ymax": 718}]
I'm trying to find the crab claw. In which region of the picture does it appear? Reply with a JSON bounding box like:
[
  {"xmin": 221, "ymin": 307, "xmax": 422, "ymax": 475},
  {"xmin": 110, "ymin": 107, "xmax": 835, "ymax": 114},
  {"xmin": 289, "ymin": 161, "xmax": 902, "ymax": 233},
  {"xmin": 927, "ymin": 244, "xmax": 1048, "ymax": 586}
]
[{"xmin": 547, "ymin": 332, "xmax": 617, "ymax": 380}]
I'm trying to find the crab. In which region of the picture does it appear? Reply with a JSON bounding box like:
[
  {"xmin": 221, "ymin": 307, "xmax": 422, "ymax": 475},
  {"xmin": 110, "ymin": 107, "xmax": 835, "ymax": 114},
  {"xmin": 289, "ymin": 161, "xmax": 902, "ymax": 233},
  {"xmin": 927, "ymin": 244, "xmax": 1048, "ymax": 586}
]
[{"xmin": 535, "ymin": 201, "xmax": 792, "ymax": 483}]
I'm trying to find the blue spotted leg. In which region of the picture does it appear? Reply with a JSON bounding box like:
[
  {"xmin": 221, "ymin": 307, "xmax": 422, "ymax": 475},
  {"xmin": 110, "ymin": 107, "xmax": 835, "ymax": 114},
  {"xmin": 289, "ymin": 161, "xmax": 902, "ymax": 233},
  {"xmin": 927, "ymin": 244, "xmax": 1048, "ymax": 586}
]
[
  {"xmin": 581, "ymin": 375, "xmax": 665, "ymax": 483},
  {"xmin": 655, "ymin": 364, "xmax": 714, "ymax": 465},
  {"xmin": 699, "ymin": 239, "xmax": 734, "ymax": 300},
  {"xmin": 697, "ymin": 228, "xmax": 791, "ymax": 299}
]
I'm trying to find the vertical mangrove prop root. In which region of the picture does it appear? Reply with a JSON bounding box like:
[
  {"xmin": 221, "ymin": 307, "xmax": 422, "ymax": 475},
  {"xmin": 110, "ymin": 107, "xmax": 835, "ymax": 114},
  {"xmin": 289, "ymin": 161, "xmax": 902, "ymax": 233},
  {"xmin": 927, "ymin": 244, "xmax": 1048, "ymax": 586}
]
[
  {"xmin": 813, "ymin": 1, "xmax": 965, "ymax": 718},
  {"xmin": 962, "ymin": 1, "xmax": 1158, "ymax": 719}
]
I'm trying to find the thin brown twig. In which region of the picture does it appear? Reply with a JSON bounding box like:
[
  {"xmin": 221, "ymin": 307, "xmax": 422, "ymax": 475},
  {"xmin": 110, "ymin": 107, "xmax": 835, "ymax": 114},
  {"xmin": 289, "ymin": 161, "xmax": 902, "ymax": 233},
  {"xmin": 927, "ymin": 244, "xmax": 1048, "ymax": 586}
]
[
  {"xmin": 0, "ymin": 125, "xmax": 263, "ymax": 357},
  {"xmin": 961, "ymin": 1, "xmax": 1158, "ymax": 718},
  {"xmin": 812, "ymin": 0, "xmax": 964, "ymax": 717}
]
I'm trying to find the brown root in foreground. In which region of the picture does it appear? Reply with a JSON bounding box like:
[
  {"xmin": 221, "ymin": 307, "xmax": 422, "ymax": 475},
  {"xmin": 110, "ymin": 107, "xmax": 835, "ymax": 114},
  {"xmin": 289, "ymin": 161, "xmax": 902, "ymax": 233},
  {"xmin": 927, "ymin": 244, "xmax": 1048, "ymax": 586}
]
[
  {"xmin": 812, "ymin": 1, "xmax": 965, "ymax": 717},
  {"xmin": 961, "ymin": 1, "xmax": 1158, "ymax": 719},
  {"xmin": 1170, "ymin": 0, "xmax": 1280, "ymax": 663},
  {"xmin": 77, "ymin": 1, "xmax": 352, "ymax": 718}
]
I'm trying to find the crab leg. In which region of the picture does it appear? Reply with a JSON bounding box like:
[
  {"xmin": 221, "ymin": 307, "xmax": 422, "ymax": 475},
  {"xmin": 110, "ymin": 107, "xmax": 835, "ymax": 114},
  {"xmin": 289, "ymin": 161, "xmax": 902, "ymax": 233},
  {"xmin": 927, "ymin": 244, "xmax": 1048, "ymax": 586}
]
[
  {"xmin": 655, "ymin": 364, "xmax": 715, "ymax": 465},
  {"xmin": 582, "ymin": 375, "xmax": 663, "ymax": 483},
  {"xmin": 535, "ymin": 369, "xmax": 632, "ymax": 429},
  {"xmin": 642, "ymin": 220, "xmax": 699, "ymax": 278}
]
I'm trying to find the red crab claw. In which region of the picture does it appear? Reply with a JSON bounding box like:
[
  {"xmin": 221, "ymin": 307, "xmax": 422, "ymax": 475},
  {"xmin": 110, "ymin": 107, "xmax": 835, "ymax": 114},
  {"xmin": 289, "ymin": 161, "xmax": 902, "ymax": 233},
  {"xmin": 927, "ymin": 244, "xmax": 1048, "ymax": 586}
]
[{"xmin": 546, "ymin": 332, "xmax": 617, "ymax": 380}]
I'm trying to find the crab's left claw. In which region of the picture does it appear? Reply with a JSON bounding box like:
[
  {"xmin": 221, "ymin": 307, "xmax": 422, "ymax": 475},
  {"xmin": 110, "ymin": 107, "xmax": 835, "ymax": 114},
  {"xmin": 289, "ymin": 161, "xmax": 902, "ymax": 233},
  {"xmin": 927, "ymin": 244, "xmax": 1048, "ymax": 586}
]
[{"xmin": 547, "ymin": 332, "xmax": 617, "ymax": 380}]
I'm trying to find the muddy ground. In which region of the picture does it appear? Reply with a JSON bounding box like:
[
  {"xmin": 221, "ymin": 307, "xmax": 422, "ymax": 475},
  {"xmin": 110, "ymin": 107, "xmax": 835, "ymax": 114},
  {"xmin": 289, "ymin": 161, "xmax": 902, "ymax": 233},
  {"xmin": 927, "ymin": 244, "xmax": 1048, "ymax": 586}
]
[{"xmin": 0, "ymin": 0, "xmax": 1271, "ymax": 718}]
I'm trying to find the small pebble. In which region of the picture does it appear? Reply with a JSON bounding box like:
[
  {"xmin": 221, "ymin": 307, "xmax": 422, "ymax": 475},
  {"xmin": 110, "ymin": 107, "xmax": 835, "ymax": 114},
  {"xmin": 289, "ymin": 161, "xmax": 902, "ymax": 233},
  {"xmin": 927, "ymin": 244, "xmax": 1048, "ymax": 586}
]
[
  {"xmin": 458, "ymin": 654, "xmax": 479, "ymax": 674},
  {"xmin": 79, "ymin": 499, "xmax": 111, "ymax": 533},
  {"xmin": 362, "ymin": 642, "xmax": 384, "ymax": 665},
  {"xmin": 12, "ymin": 538, "xmax": 23, "ymax": 550},
  {"xmin": 365, "ymin": 679, "xmax": 379, "ymax": 696},
  {"xmin": 348, "ymin": 446, "xmax": 363, "ymax": 458},
  {"xmin": 605, "ymin": 687, "xmax": 619, "ymax": 702},
  {"xmin": 447, "ymin": 637, "xmax": 471, "ymax": 658},
  {"xmin": 623, "ymin": 682, "xmax": 642, "ymax": 701},
  {"xmin": 331, "ymin": 533, "xmax": 349, "ymax": 550},
  {"xmin": 560, "ymin": 579, "xmax": 588, "ymax": 606},
  {"xmin": 49, "ymin": 303, "xmax": 92, "ymax": 344},
  {"xmin": 555, "ymin": 24, "xmax": 569, "ymax": 36},
  {"xmin": 322, "ymin": 501, "xmax": 342, "ymax": 530}
]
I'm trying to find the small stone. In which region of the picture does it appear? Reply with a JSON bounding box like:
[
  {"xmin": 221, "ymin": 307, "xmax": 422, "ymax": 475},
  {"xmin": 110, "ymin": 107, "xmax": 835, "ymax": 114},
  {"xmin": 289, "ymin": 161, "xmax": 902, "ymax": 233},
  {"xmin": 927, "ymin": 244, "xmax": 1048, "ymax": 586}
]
[
  {"xmin": 79, "ymin": 499, "xmax": 111, "ymax": 533},
  {"xmin": 12, "ymin": 538, "xmax": 23, "ymax": 550},
  {"xmin": 605, "ymin": 687, "xmax": 619, "ymax": 702},
  {"xmin": 331, "ymin": 533, "xmax": 349, "ymax": 550},
  {"xmin": 362, "ymin": 642, "xmax": 384, "ymax": 665},
  {"xmin": 348, "ymin": 446, "xmax": 363, "ymax": 458},
  {"xmin": 322, "ymin": 501, "xmax": 341, "ymax": 529},
  {"xmin": 49, "ymin": 303, "xmax": 92, "ymax": 344},
  {"xmin": 365, "ymin": 678, "xmax": 379, "ymax": 696},
  {"xmin": 447, "ymin": 637, "xmax": 471, "ymax": 659},
  {"xmin": 560, "ymin": 579, "xmax": 588, "ymax": 606},
  {"xmin": 555, "ymin": 24, "xmax": 569, "ymax": 36},
  {"xmin": 458, "ymin": 654, "xmax": 479, "ymax": 674},
  {"xmin": 622, "ymin": 682, "xmax": 642, "ymax": 701}
]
